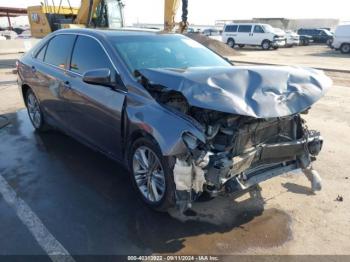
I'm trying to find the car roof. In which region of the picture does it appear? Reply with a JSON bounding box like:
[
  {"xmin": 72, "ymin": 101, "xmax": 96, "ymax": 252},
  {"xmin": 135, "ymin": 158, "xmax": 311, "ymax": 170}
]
[{"xmin": 54, "ymin": 27, "xmax": 163, "ymax": 38}]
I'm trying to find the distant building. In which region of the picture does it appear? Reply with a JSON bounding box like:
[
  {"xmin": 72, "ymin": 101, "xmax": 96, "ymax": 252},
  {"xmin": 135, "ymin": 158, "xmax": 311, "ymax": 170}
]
[{"xmin": 215, "ymin": 18, "xmax": 340, "ymax": 31}]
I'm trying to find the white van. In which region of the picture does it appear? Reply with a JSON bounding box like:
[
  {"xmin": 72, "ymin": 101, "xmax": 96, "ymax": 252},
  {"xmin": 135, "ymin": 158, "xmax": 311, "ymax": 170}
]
[
  {"xmin": 222, "ymin": 23, "xmax": 286, "ymax": 50},
  {"xmin": 332, "ymin": 24, "xmax": 350, "ymax": 54}
]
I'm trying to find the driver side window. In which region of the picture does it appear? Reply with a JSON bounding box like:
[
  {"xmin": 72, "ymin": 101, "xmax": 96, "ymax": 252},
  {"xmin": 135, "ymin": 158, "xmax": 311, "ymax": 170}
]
[
  {"xmin": 254, "ymin": 25, "xmax": 264, "ymax": 33},
  {"xmin": 70, "ymin": 35, "xmax": 113, "ymax": 74}
]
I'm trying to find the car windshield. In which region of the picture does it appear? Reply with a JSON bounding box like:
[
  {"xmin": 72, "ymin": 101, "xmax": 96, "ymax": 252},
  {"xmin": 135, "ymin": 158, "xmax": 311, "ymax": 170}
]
[
  {"xmin": 111, "ymin": 34, "xmax": 231, "ymax": 74},
  {"xmin": 322, "ymin": 30, "xmax": 333, "ymax": 36},
  {"xmin": 262, "ymin": 24, "xmax": 274, "ymax": 33}
]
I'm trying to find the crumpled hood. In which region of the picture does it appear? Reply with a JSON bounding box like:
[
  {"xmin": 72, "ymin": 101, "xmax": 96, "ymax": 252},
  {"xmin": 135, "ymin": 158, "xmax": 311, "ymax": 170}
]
[{"xmin": 138, "ymin": 66, "xmax": 332, "ymax": 118}]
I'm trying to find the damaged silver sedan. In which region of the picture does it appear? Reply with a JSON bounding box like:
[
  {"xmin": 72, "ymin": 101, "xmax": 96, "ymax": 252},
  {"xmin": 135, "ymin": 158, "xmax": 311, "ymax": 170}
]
[{"xmin": 17, "ymin": 29, "xmax": 332, "ymax": 212}]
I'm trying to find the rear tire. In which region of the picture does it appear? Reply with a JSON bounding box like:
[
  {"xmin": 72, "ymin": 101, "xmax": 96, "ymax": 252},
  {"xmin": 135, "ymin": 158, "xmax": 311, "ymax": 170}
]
[
  {"xmin": 261, "ymin": 40, "xmax": 271, "ymax": 50},
  {"xmin": 227, "ymin": 38, "xmax": 235, "ymax": 48},
  {"xmin": 340, "ymin": 43, "xmax": 350, "ymax": 54},
  {"xmin": 129, "ymin": 137, "xmax": 176, "ymax": 212},
  {"xmin": 25, "ymin": 89, "xmax": 49, "ymax": 132}
]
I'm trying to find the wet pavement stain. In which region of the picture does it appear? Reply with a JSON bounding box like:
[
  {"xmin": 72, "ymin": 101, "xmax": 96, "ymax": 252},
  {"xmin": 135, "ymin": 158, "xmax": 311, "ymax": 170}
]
[
  {"xmin": 130, "ymin": 196, "xmax": 291, "ymax": 254},
  {"xmin": 0, "ymin": 110, "xmax": 292, "ymax": 255}
]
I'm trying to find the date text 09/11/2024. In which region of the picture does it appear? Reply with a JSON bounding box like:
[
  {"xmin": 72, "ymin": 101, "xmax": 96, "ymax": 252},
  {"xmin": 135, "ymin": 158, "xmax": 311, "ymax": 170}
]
[{"xmin": 127, "ymin": 255, "xmax": 220, "ymax": 261}]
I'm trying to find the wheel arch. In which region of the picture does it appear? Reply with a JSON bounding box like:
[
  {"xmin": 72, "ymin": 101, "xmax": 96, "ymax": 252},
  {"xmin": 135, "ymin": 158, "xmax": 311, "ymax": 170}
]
[
  {"xmin": 124, "ymin": 103, "xmax": 205, "ymax": 165},
  {"xmin": 21, "ymin": 84, "xmax": 31, "ymax": 106},
  {"xmin": 261, "ymin": 39, "xmax": 271, "ymax": 45},
  {"xmin": 227, "ymin": 37, "xmax": 235, "ymax": 44},
  {"xmin": 125, "ymin": 129, "xmax": 158, "ymax": 161}
]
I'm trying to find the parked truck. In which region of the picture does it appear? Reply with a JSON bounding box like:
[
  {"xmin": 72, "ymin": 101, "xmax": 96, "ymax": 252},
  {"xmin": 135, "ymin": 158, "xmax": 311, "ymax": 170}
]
[{"xmin": 332, "ymin": 24, "xmax": 350, "ymax": 54}]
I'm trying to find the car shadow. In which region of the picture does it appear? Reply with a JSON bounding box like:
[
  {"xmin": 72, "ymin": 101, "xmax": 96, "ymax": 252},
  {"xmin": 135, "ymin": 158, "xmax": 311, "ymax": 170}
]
[
  {"xmin": 0, "ymin": 110, "xmax": 291, "ymax": 254},
  {"xmin": 309, "ymin": 50, "xmax": 350, "ymax": 58},
  {"xmin": 234, "ymin": 47, "xmax": 266, "ymax": 52}
]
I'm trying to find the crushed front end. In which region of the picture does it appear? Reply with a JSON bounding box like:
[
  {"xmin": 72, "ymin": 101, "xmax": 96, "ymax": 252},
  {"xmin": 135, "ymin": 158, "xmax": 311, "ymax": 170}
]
[
  {"xmin": 135, "ymin": 65, "xmax": 331, "ymax": 210},
  {"xmin": 174, "ymin": 110, "xmax": 323, "ymax": 209}
]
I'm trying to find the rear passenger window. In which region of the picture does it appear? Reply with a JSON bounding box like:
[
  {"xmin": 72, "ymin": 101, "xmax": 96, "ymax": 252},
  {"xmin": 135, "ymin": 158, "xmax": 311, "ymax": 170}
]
[
  {"xmin": 35, "ymin": 44, "xmax": 47, "ymax": 61},
  {"xmin": 70, "ymin": 35, "xmax": 113, "ymax": 74},
  {"xmin": 44, "ymin": 35, "xmax": 76, "ymax": 69},
  {"xmin": 238, "ymin": 25, "xmax": 252, "ymax": 33},
  {"xmin": 225, "ymin": 25, "xmax": 238, "ymax": 32},
  {"xmin": 254, "ymin": 25, "xmax": 264, "ymax": 33}
]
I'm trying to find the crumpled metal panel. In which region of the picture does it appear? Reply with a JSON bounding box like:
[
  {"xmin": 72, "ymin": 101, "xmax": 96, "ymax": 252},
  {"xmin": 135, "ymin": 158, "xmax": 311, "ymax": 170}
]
[{"xmin": 138, "ymin": 66, "xmax": 332, "ymax": 118}]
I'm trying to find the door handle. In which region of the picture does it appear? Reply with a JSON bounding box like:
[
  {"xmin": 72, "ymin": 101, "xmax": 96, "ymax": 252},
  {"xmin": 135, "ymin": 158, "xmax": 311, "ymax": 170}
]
[{"xmin": 63, "ymin": 81, "xmax": 71, "ymax": 89}]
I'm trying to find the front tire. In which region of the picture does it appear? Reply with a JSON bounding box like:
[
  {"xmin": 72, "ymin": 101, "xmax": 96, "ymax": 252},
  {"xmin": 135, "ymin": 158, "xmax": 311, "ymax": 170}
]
[
  {"xmin": 261, "ymin": 40, "xmax": 271, "ymax": 50},
  {"xmin": 227, "ymin": 38, "xmax": 235, "ymax": 48},
  {"xmin": 25, "ymin": 89, "xmax": 48, "ymax": 132},
  {"xmin": 340, "ymin": 43, "xmax": 350, "ymax": 54},
  {"xmin": 129, "ymin": 137, "xmax": 176, "ymax": 212}
]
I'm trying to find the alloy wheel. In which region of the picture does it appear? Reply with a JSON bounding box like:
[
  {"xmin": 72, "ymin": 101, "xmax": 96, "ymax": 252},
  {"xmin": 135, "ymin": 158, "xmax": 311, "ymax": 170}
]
[
  {"xmin": 27, "ymin": 92, "xmax": 42, "ymax": 128},
  {"xmin": 132, "ymin": 146, "xmax": 166, "ymax": 203},
  {"xmin": 262, "ymin": 41, "xmax": 270, "ymax": 50},
  {"xmin": 227, "ymin": 39, "xmax": 235, "ymax": 48}
]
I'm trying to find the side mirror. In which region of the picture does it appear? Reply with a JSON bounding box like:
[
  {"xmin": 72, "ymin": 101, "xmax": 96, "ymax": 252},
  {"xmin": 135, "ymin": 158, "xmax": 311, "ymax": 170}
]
[{"xmin": 82, "ymin": 68, "xmax": 111, "ymax": 86}]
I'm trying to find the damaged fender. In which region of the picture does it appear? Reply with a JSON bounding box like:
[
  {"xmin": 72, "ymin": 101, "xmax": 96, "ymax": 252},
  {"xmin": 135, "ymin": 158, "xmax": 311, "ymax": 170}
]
[{"xmin": 125, "ymin": 94, "xmax": 206, "ymax": 156}]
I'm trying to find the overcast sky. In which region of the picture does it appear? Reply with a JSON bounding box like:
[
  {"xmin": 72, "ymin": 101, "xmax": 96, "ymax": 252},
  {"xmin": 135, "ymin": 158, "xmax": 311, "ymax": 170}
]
[{"xmin": 0, "ymin": 0, "xmax": 349, "ymax": 26}]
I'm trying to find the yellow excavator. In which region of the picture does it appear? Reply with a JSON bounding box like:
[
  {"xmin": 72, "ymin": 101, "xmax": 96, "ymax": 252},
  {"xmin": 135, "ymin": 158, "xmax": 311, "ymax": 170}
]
[{"xmin": 28, "ymin": 0, "xmax": 188, "ymax": 38}]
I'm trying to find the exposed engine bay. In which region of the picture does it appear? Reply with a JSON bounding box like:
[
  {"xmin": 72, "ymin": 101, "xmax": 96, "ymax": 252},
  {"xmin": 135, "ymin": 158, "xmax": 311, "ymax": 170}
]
[
  {"xmin": 167, "ymin": 100, "xmax": 322, "ymax": 209},
  {"xmin": 137, "ymin": 66, "xmax": 330, "ymax": 209}
]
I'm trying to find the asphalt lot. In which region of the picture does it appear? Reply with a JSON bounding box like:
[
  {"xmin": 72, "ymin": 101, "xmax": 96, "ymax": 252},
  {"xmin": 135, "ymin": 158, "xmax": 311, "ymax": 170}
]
[{"xmin": 0, "ymin": 45, "xmax": 350, "ymax": 260}]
